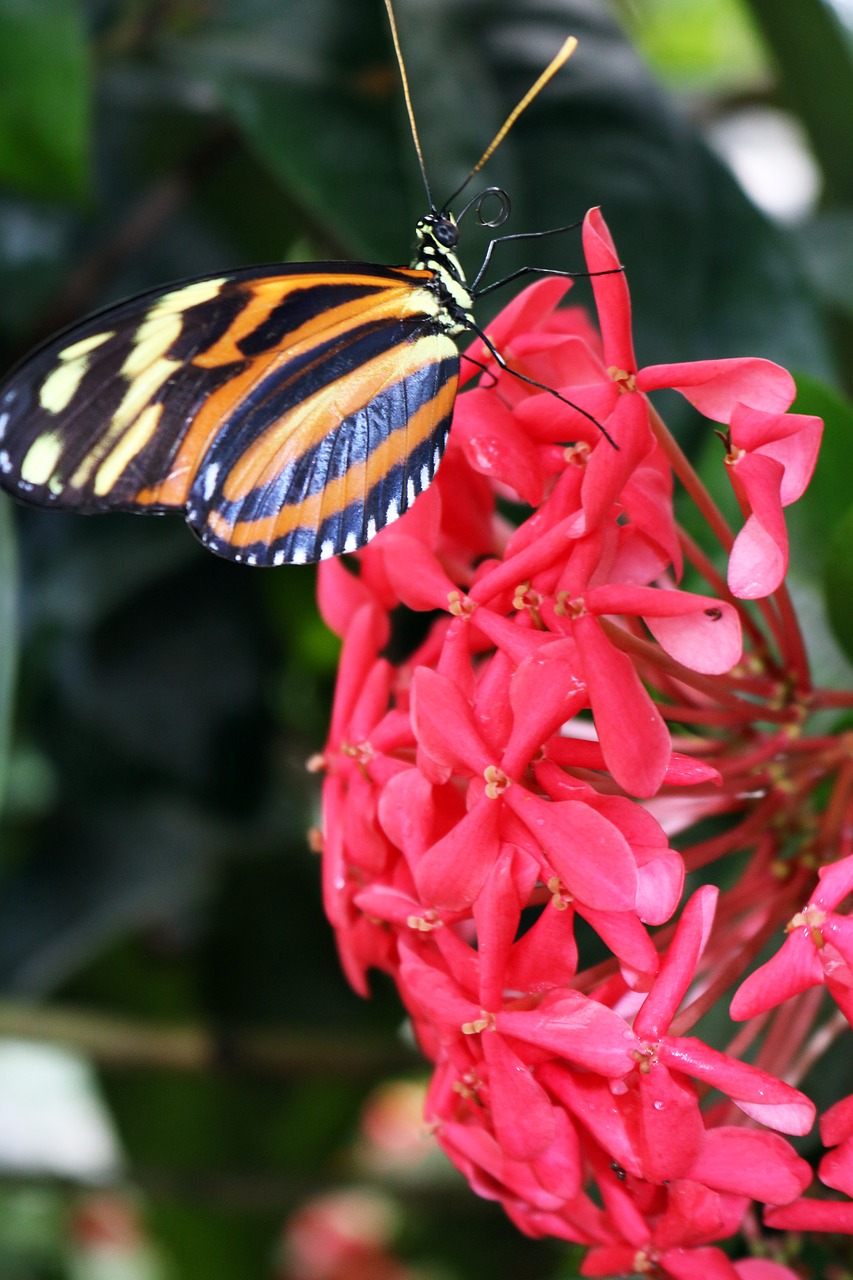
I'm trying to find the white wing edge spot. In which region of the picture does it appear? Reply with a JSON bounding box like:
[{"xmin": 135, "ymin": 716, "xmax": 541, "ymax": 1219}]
[
  {"xmin": 291, "ymin": 548, "xmax": 308, "ymax": 565},
  {"xmin": 202, "ymin": 463, "xmax": 220, "ymax": 501},
  {"xmin": 386, "ymin": 498, "xmax": 400, "ymax": 525},
  {"xmin": 319, "ymin": 539, "xmax": 336, "ymax": 560},
  {"xmin": 273, "ymin": 550, "xmax": 286, "ymax": 566},
  {"xmin": 0, "ymin": 412, "xmax": 8, "ymax": 441},
  {"xmin": 343, "ymin": 532, "xmax": 358, "ymax": 553},
  {"xmin": 420, "ymin": 464, "xmax": 429, "ymax": 491},
  {"xmin": 0, "ymin": 451, "xmax": 11, "ymax": 473},
  {"xmin": 366, "ymin": 517, "xmax": 377, "ymax": 542}
]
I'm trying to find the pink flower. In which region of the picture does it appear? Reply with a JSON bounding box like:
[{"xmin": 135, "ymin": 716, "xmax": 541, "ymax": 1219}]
[
  {"xmin": 730, "ymin": 854, "xmax": 853, "ymax": 1023},
  {"xmin": 724, "ymin": 404, "xmax": 823, "ymax": 598},
  {"xmin": 312, "ymin": 207, "xmax": 837, "ymax": 1271},
  {"xmin": 819, "ymin": 1091, "xmax": 853, "ymax": 1196},
  {"xmin": 762, "ymin": 1092, "xmax": 853, "ymax": 1236},
  {"xmin": 583, "ymin": 208, "xmax": 814, "ymax": 601}
]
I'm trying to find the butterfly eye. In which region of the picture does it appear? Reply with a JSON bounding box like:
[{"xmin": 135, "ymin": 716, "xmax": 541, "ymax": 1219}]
[{"xmin": 434, "ymin": 221, "xmax": 459, "ymax": 248}]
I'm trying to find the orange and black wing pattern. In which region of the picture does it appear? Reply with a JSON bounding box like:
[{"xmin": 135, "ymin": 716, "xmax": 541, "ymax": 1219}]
[{"xmin": 0, "ymin": 264, "xmax": 459, "ymax": 565}]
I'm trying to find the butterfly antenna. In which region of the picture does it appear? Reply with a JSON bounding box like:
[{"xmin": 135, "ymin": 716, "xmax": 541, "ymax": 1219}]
[
  {"xmin": 383, "ymin": 0, "xmax": 434, "ymax": 209},
  {"xmin": 444, "ymin": 34, "xmax": 578, "ymax": 209}
]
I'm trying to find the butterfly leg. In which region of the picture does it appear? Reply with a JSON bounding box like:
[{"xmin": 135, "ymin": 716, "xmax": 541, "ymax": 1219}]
[
  {"xmin": 467, "ymin": 322, "xmax": 618, "ymax": 449},
  {"xmin": 470, "ymin": 222, "xmax": 583, "ymax": 291},
  {"xmin": 474, "ymin": 263, "xmax": 625, "ymax": 299}
]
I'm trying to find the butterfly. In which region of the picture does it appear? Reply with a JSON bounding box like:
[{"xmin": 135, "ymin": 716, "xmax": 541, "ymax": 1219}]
[{"xmin": 0, "ymin": 3, "xmax": 597, "ymax": 568}]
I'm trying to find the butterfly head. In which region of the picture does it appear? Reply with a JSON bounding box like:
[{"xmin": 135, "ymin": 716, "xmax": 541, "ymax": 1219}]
[
  {"xmin": 411, "ymin": 211, "xmax": 473, "ymax": 325},
  {"xmin": 414, "ymin": 211, "xmax": 461, "ymax": 272},
  {"xmin": 407, "ymin": 211, "xmax": 468, "ymax": 316}
]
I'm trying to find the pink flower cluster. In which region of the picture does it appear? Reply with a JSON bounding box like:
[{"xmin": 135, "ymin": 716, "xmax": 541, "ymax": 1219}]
[{"xmin": 313, "ymin": 210, "xmax": 853, "ymax": 1277}]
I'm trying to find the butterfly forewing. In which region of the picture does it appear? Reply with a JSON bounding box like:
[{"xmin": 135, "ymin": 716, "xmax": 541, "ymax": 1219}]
[{"xmin": 0, "ymin": 264, "xmax": 459, "ymax": 565}]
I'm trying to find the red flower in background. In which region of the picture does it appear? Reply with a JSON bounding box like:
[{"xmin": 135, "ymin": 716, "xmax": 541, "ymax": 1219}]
[{"xmin": 312, "ymin": 209, "xmax": 853, "ymax": 1274}]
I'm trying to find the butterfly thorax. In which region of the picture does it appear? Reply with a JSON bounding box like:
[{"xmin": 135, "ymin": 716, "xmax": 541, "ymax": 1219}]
[{"xmin": 411, "ymin": 212, "xmax": 475, "ymax": 337}]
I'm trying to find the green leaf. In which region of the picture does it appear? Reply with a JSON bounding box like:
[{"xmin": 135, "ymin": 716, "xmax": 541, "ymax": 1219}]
[
  {"xmin": 825, "ymin": 504, "xmax": 853, "ymax": 664},
  {"xmin": 627, "ymin": 0, "xmax": 767, "ymax": 90},
  {"xmin": 0, "ymin": 495, "xmax": 18, "ymax": 820},
  {"xmin": 743, "ymin": 0, "xmax": 853, "ymax": 206},
  {"xmin": 0, "ymin": 0, "xmax": 91, "ymax": 200},
  {"xmin": 800, "ymin": 210, "xmax": 853, "ymax": 319}
]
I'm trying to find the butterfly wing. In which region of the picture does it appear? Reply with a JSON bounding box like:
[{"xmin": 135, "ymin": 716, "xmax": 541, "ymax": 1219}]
[{"xmin": 0, "ymin": 264, "xmax": 460, "ymax": 565}]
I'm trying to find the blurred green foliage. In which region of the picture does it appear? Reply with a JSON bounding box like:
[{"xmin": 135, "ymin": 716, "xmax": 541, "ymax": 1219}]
[{"xmin": 1, "ymin": 0, "xmax": 852, "ymax": 1275}]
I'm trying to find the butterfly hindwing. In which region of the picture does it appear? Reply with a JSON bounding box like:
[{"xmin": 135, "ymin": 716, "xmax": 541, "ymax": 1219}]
[{"xmin": 0, "ymin": 264, "xmax": 460, "ymax": 565}]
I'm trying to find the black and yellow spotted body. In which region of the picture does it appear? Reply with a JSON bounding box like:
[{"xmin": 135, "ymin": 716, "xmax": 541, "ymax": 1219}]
[{"xmin": 0, "ymin": 213, "xmax": 472, "ymax": 566}]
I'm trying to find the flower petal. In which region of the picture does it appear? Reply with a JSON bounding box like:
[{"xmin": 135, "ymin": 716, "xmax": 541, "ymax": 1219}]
[
  {"xmin": 659, "ymin": 1037, "xmax": 815, "ymax": 1135},
  {"xmin": 506, "ymin": 788, "xmax": 638, "ymax": 910},
  {"xmin": 582, "ymin": 207, "xmax": 636, "ymax": 372},
  {"xmin": 497, "ymin": 990, "xmax": 639, "ymax": 1076},
  {"xmin": 819, "ymin": 1134, "xmax": 853, "ymax": 1196},
  {"xmin": 585, "ymin": 584, "xmax": 742, "ymax": 674},
  {"xmin": 573, "ymin": 613, "xmax": 671, "ymax": 797},
  {"xmin": 482, "ymin": 1032, "xmax": 557, "ymax": 1160},
  {"xmin": 383, "ymin": 535, "xmax": 465, "ymax": 611},
  {"xmin": 638, "ymin": 1060, "xmax": 705, "ymax": 1181},
  {"xmin": 474, "ymin": 851, "xmax": 522, "ymax": 1009},
  {"xmin": 454, "ymin": 387, "xmax": 547, "ymax": 505},
  {"xmin": 316, "ymin": 558, "xmax": 377, "ymax": 637},
  {"xmin": 462, "ymin": 277, "xmax": 573, "ymax": 379},
  {"xmin": 327, "ymin": 604, "xmax": 390, "ymax": 745},
  {"xmin": 502, "ymin": 641, "xmax": 587, "ymax": 777},
  {"xmin": 505, "ymin": 899, "xmax": 579, "ymax": 992},
  {"xmin": 637, "ymin": 358, "xmax": 795, "ymax": 421},
  {"xmin": 411, "ymin": 667, "xmax": 491, "ymax": 775},
  {"xmin": 730, "ymin": 934, "xmax": 824, "ymax": 1020},
  {"xmin": 658, "ymin": 1246, "xmax": 742, "ymax": 1280},
  {"xmin": 414, "ymin": 794, "xmax": 501, "ymax": 910},
  {"xmin": 634, "ymin": 887, "xmax": 718, "ymax": 1039},
  {"xmin": 687, "ymin": 1127, "xmax": 812, "ymax": 1203},
  {"xmin": 765, "ymin": 1198, "xmax": 853, "ymax": 1232},
  {"xmin": 734, "ymin": 1263, "xmax": 805, "ymax": 1280},
  {"xmin": 729, "ymin": 405, "xmax": 823, "ymax": 506},
  {"xmin": 580, "ymin": 904, "xmax": 659, "ymax": 974},
  {"xmin": 577, "ymin": 392, "xmax": 652, "ymax": 531},
  {"xmin": 726, "ymin": 451, "xmax": 788, "ymax": 599}
]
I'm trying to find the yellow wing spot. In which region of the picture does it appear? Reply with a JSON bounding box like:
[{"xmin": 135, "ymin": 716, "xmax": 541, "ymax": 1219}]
[
  {"xmin": 20, "ymin": 432, "xmax": 64, "ymax": 486},
  {"xmin": 94, "ymin": 402, "xmax": 164, "ymax": 497},
  {"xmin": 39, "ymin": 329, "xmax": 116, "ymax": 414},
  {"xmin": 59, "ymin": 331, "xmax": 114, "ymax": 361},
  {"xmin": 37, "ymin": 327, "xmax": 115, "ymax": 412},
  {"xmin": 152, "ymin": 278, "xmax": 226, "ymax": 316},
  {"xmin": 122, "ymin": 312, "xmax": 183, "ymax": 379},
  {"xmin": 69, "ymin": 356, "xmax": 179, "ymax": 491},
  {"xmin": 117, "ymin": 356, "xmax": 181, "ymax": 429},
  {"xmin": 120, "ymin": 277, "xmax": 224, "ymax": 383},
  {"xmin": 39, "ymin": 360, "xmax": 89, "ymax": 414}
]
